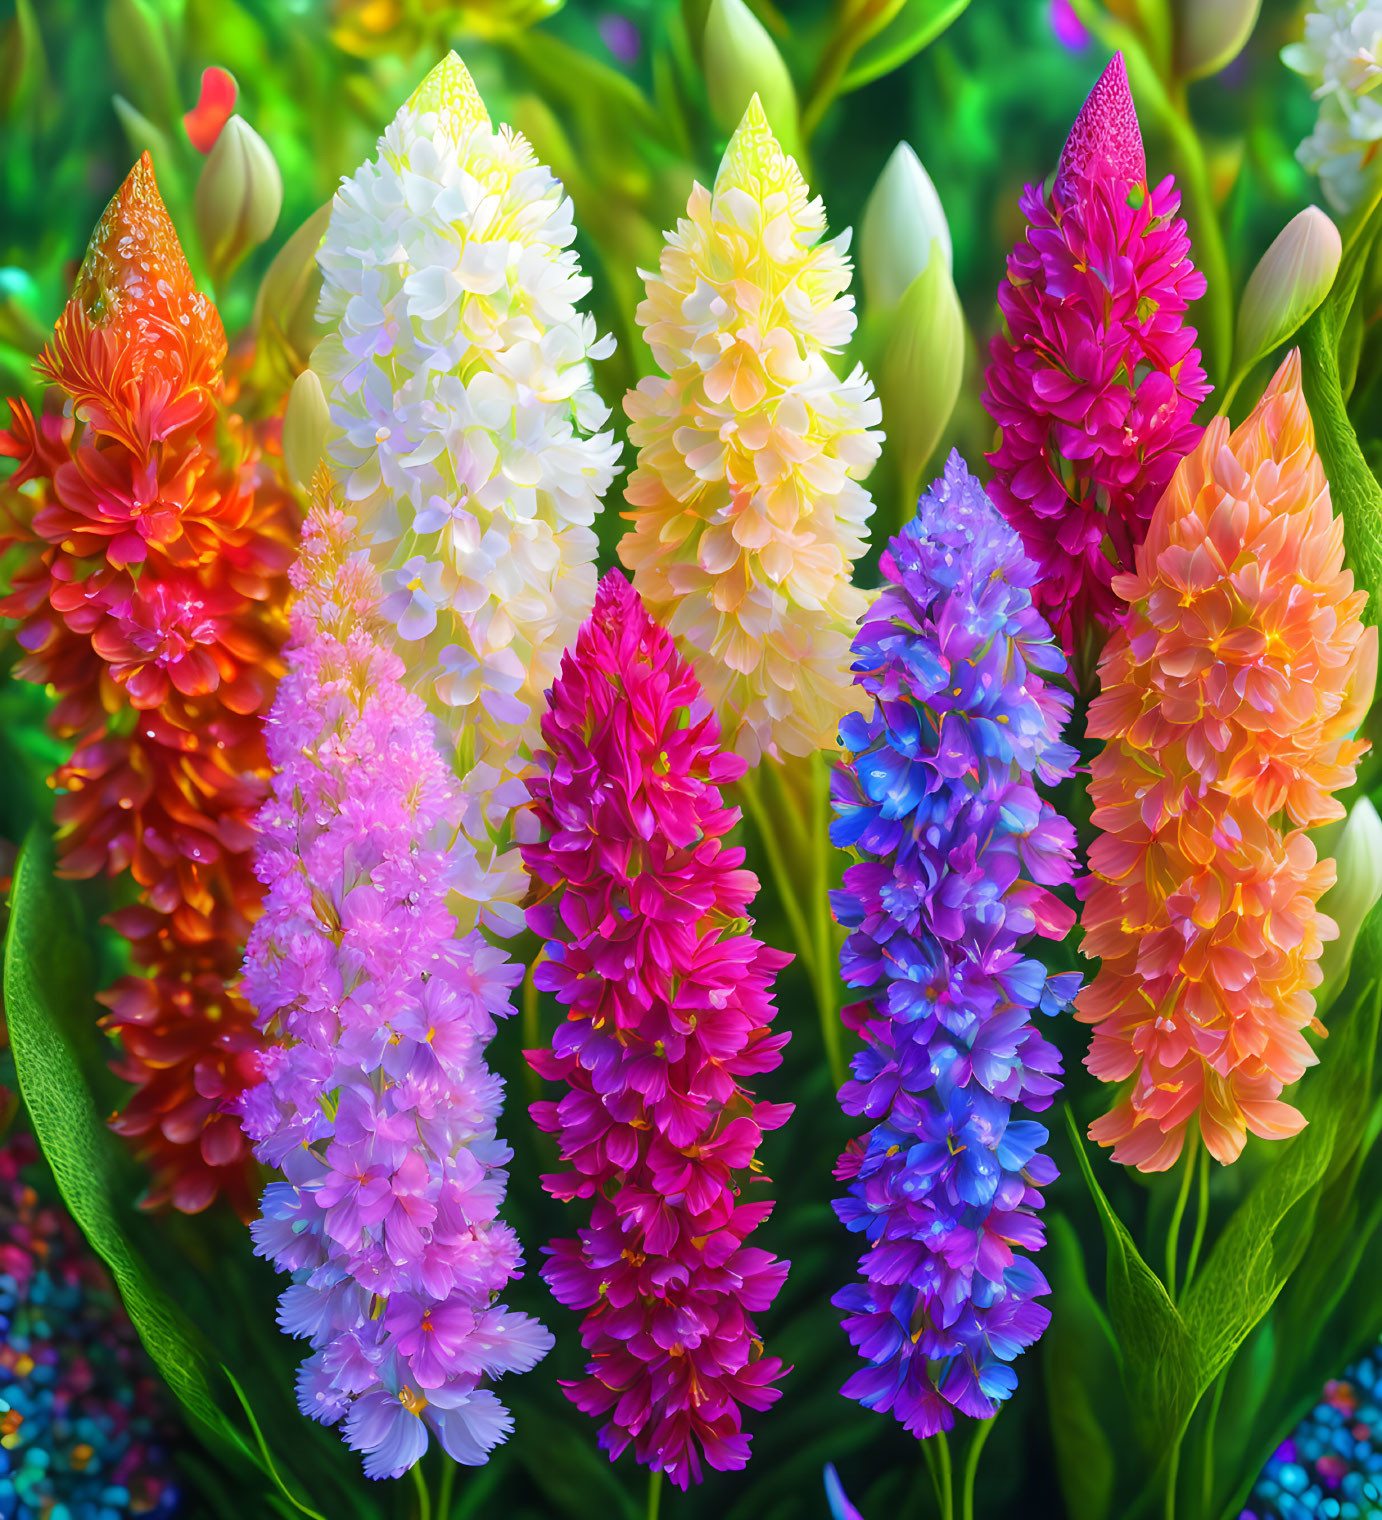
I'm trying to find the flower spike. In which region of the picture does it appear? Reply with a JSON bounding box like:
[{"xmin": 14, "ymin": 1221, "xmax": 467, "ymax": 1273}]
[
  {"xmin": 620, "ymin": 97, "xmax": 882, "ymax": 764},
  {"xmin": 831, "ymin": 453, "xmax": 1079, "ymax": 1436},
  {"xmin": 0, "ymin": 155, "xmax": 296, "ymax": 1214},
  {"xmin": 238, "ymin": 474, "xmax": 551, "ymax": 1479},
  {"xmin": 314, "ymin": 51, "xmax": 621, "ymax": 931},
  {"xmin": 984, "ymin": 52, "xmax": 1209, "ymax": 671},
  {"xmin": 1077, "ymin": 353, "xmax": 1376, "ymax": 1170},
  {"xmin": 524, "ymin": 570, "xmax": 793, "ymax": 1488}
]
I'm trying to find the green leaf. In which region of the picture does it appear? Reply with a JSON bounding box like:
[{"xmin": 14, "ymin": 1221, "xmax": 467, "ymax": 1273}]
[
  {"xmin": 1180, "ymin": 945, "xmax": 1382, "ymax": 1396},
  {"xmin": 508, "ymin": 1397, "xmax": 640, "ymax": 1520},
  {"xmin": 1043, "ymin": 1214, "xmax": 1121, "ymax": 1520},
  {"xmin": 3, "ymin": 826, "xmax": 248, "ymax": 1453},
  {"xmin": 1063, "ymin": 1107, "xmax": 1196, "ymax": 1456},
  {"xmin": 839, "ymin": 0, "xmax": 970, "ymax": 92},
  {"xmin": 1301, "ymin": 207, "xmax": 1382, "ymax": 623}
]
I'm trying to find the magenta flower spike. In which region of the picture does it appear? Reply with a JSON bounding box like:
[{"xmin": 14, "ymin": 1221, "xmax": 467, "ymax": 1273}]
[
  {"xmin": 523, "ymin": 570, "xmax": 794, "ymax": 1490},
  {"xmin": 983, "ymin": 51, "xmax": 1209, "ymax": 675}
]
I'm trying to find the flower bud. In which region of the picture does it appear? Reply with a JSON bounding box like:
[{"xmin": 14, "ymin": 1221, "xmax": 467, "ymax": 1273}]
[
  {"xmin": 1234, "ymin": 206, "xmax": 1341, "ymax": 375},
  {"xmin": 1175, "ymin": 0, "xmax": 1263, "ymax": 82},
  {"xmin": 252, "ymin": 201, "xmax": 331, "ymax": 384},
  {"xmin": 860, "ymin": 142, "xmax": 953, "ymax": 313},
  {"xmin": 1314, "ymin": 796, "xmax": 1382, "ymax": 1011},
  {"xmin": 194, "ymin": 114, "xmax": 283, "ymax": 282},
  {"xmin": 704, "ymin": 0, "xmax": 798, "ymax": 153},
  {"xmin": 874, "ymin": 253, "xmax": 966, "ymax": 509},
  {"xmin": 282, "ymin": 367, "xmax": 330, "ymax": 492}
]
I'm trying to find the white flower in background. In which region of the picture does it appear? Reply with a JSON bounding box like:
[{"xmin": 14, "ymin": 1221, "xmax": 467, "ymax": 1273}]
[
  {"xmin": 313, "ymin": 51, "xmax": 621, "ymax": 930},
  {"xmin": 1284, "ymin": 1, "xmax": 1382, "ymax": 210}
]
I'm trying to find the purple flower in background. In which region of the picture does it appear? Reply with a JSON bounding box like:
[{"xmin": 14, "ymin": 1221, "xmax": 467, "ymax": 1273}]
[
  {"xmin": 599, "ymin": 11, "xmax": 641, "ymax": 63},
  {"xmin": 830, "ymin": 453, "xmax": 1079, "ymax": 1439},
  {"xmin": 1049, "ymin": 0, "xmax": 1089, "ymax": 50},
  {"xmin": 236, "ymin": 480, "xmax": 552, "ymax": 1480}
]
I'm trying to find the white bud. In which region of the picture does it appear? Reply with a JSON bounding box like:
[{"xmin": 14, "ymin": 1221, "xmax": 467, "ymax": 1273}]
[
  {"xmin": 1235, "ymin": 206, "xmax": 1341, "ymax": 375},
  {"xmin": 194, "ymin": 114, "xmax": 283, "ymax": 281},
  {"xmin": 282, "ymin": 368, "xmax": 330, "ymax": 492},
  {"xmin": 861, "ymin": 143, "xmax": 953, "ymax": 313},
  {"xmin": 704, "ymin": 0, "xmax": 798, "ymax": 153},
  {"xmin": 1315, "ymin": 796, "xmax": 1382, "ymax": 1012}
]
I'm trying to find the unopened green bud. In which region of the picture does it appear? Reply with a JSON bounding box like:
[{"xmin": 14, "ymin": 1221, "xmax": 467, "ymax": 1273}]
[
  {"xmin": 1235, "ymin": 206, "xmax": 1341, "ymax": 376},
  {"xmin": 704, "ymin": 0, "xmax": 798, "ymax": 154},
  {"xmin": 194, "ymin": 114, "xmax": 283, "ymax": 282},
  {"xmin": 861, "ymin": 142, "xmax": 953, "ymax": 314},
  {"xmin": 875, "ymin": 252, "xmax": 965, "ymax": 507},
  {"xmin": 1175, "ymin": 0, "xmax": 1263, "ymax": 81},
  {"xmin": 282, "ymin": 367, "xmax": 330, "ymax": 492},
  {"xmin": 253, "ymin": 202, "xmax": 331, "ymax": 382},
  {"xmin": 1315, "ymin": 796, "xmax": 1382, "ymax": 1012}
]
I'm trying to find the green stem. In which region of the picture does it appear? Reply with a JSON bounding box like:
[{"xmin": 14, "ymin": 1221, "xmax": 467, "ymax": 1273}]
[
  {"xmin": 1165, "ymin": 1440, "xmax": 1180, "ymax": 1520},
  {"xmin": 961, "ymin": 1417, "xmax": 997, "ymax": 1520},
  {"xmin": 931, "ymin": 1432, "xmax": 955, "ymax": 1520},
  {"xmin": 1164, "ymin": 1130, "xmax": 1199, "ymax": 1302},
  {"xmin": 1200, "ymin": 1371, "xmax": 1227, "ymax": 1516},
  {"xmin": 412, "ymin": 1465, "xmax": 432, "ymax": 1520},
  {"xmin": 810, "ymin": 750, "xmax": 847, "ymax": 1091},
  {"xmin": 521, "ymin": 955, "xmax": 543, "ymax": 1107},
  {"xmin": 646, "ymin": 1470, "xmax": 663, "ymax": 1520},
  {"xmin": 800, "ymin": 0, "xmax": 903, "ymax": 139},
  {"xmin": 1184, "ymin": 1144, "xmax": 1211, "ymax": 1295},
  {"xmin": 735, "ymin": 770, "xmax": 819, "ymax": 985}
]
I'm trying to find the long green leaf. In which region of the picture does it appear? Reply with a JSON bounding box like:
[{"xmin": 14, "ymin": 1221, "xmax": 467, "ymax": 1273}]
[
  {"xmin": 1064, "ymin": 1107, "xmax": 1196, "ymax": 1457},
  {"xmin": 1043, "ymin": 1214, "xmax": 1121, "ymax": 1520},
  {"xmin": 3, "ymin": 825, "xmax": 246, "ymax": 1454}
]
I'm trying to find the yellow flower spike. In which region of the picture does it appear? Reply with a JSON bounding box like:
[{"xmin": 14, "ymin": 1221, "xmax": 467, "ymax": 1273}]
[{"xmin": 620, "ymin": 97, "xmax": 882, "ymax": 764}]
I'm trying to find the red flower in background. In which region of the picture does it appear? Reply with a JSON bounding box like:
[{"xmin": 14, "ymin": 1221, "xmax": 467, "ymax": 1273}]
[{"xmin": 0, "ymin": 153, "xmax": 297, "ymax": 1215}]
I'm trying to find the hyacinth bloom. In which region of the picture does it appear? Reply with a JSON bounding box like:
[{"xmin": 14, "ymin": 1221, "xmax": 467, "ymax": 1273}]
[
  {"xmin": 524, "ymin": 571, "xmax": 793, "ymax": 1488},
  {"xmin": 831, "ymin": 453, "xmax": 1079, "ymax": 1437},
  {"xmin": 0, "ymin": 155, "xmax": 296, "ymax": 1214},
  {"xmin": 313, "ymin": 51, "xmax": 621, "ymax": 930},
  {"xmin": 619, "ymin": 97, "xmax": 882, "ymax": 764},
  {"xmin": 983, "ymin": 53, "xmax": 1209, "ymax": 668},
  {"xmin": 1077, "ymin": 353, "xmax": 1376, "ymax": 1171},
  {"xmin": 237, "ymin": 479, "xmax": 552, "ymax": 1479}
]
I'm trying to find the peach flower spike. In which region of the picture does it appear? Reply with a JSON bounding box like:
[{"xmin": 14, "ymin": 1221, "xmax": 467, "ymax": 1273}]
[{"xmin": 1076, "ymin": 351, "xmax": 1376, "ymax": 1171}]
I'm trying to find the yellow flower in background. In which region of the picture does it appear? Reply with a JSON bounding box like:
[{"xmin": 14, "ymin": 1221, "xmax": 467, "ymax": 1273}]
[
  {"xmin": 619, "ymin": 97, "xmax": 882, "ymax": 765},
  {"xmin": 332, "ymin": 0, "xmax": 561, "ymax": 57}
]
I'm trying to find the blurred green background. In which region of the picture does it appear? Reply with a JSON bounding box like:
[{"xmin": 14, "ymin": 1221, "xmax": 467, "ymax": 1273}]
[{"xmin": 3, "ymin": 3, "xmax": 1372, "ymax": 1520}]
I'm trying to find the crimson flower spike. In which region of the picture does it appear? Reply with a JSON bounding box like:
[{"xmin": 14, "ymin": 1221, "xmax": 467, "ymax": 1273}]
[{"xmin": 982, "ymin": 51, "xmax": 1209, "ymax": 684}]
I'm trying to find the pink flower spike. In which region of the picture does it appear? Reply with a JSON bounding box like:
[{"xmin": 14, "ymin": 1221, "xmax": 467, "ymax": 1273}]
[
  {"xmin": 184, "ymin": 66, "xmax": 238, "ymax": 154},
  {"xmin": 1056, "ymin": 51, "xmax": 1145, "ymax": 196}
]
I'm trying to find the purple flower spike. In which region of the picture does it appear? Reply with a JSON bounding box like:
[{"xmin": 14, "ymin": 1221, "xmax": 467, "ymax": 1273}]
[
  {"xmin": 237, "ymin": 482, "xmax": 553, "ymax": 1480},
  {"xmin": 830, "ymin": 453, "xmax": 1080, "ymax": 1440}
]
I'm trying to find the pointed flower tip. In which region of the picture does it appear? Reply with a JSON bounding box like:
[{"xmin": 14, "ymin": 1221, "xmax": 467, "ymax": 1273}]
[
  {"xmin": 75, "ymin": 152, "xmax": 196, "ymax": 324},
  {"xmin": 718, "ymin": 91, "xmax": 797, "ymax": 193},
  {"xmin": 1056, "ymin": 49, "xmax": 1146, "ymax": 194},
  {"xmin": 406, "ymin": 51, "xmax": 488, "ymax": 130}
]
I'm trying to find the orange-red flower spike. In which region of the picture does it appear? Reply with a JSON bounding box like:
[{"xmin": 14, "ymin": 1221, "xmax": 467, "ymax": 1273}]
[{"xmin": 0, "ymin": 154, "xmax": 296, "ymax": 1216}]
